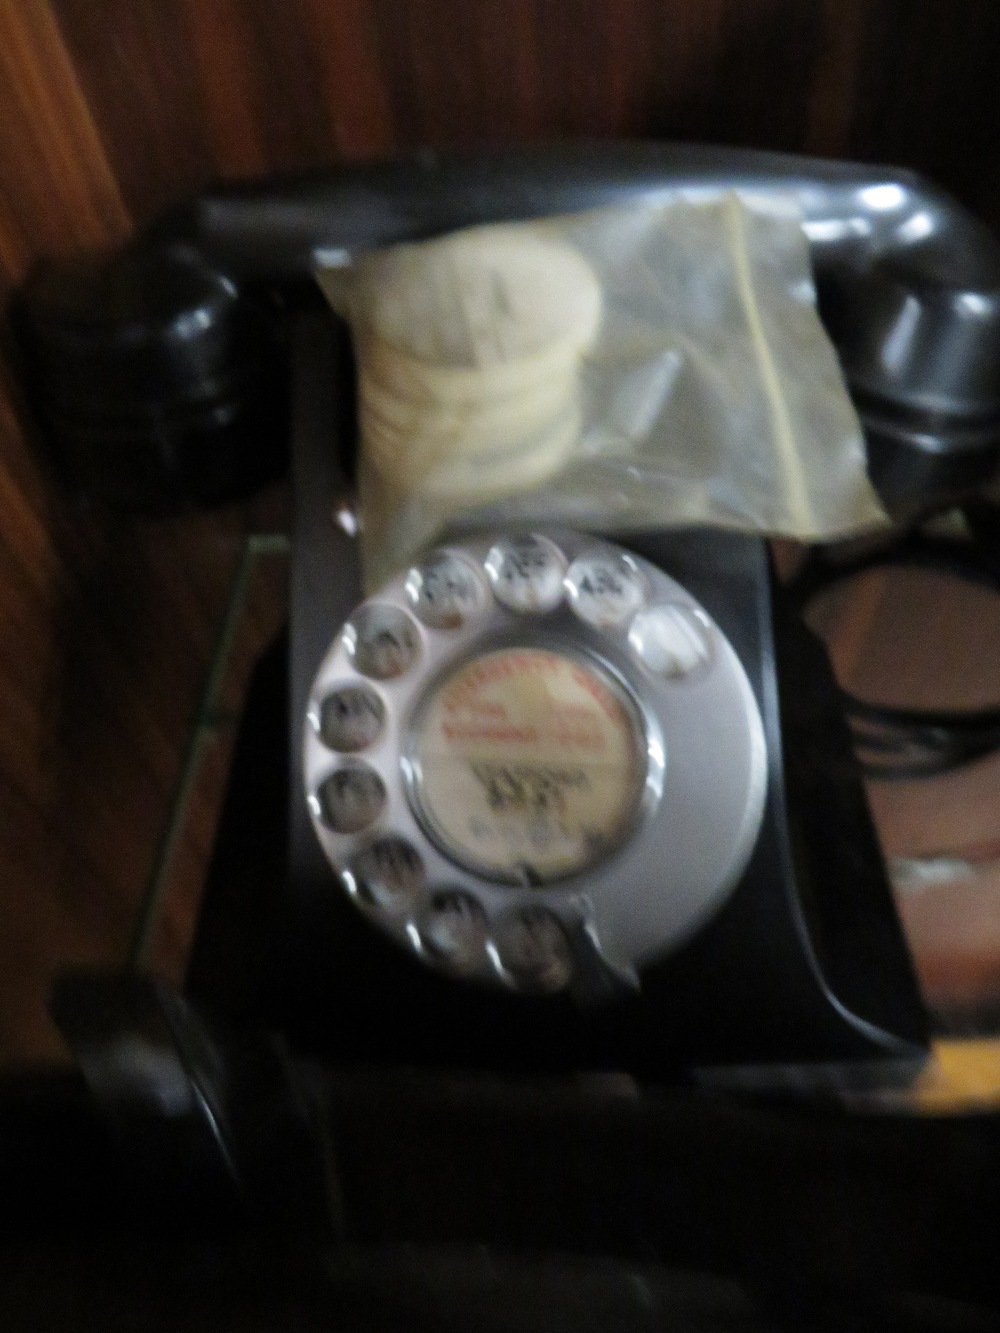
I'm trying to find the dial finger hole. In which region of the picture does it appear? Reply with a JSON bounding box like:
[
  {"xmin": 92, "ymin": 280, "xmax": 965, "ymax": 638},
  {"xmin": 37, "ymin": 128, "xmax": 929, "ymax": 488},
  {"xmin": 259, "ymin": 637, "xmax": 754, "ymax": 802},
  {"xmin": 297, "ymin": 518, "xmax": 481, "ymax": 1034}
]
[
  {"xmin": 315, "ymin": 763, "xmax": 386, "ymax": 834},
  {"xmin": 628, "ymin": 604, "xmax": 714, "ymax": 680},
  {"xmin": 345, "ymin": 603, "xmax": 421, "ymax": 680},
  {"xmin": 405, "ymin": 551, "xmax": 485, "ymax": 629},
  {"xmin": 419, "ymin": 890, "xmax": 490, "ymax": 974},
  {"xmin": 485, "ymin": 534, "xmax": 566, "ymax": 614},
  {"xmin": 347, "ymin": 837, "xmax": 425, "ymax": 912},
  {"xmin": 566, "ymin": 551, "xmax": 646, "ymax": 629},
  {"xmin": 316, "ymin": 685, "xmax": 385, "ymax": 752},
  {"xmin": 493, "ymin": 907, "xmax": 574, "ymax": 993}
]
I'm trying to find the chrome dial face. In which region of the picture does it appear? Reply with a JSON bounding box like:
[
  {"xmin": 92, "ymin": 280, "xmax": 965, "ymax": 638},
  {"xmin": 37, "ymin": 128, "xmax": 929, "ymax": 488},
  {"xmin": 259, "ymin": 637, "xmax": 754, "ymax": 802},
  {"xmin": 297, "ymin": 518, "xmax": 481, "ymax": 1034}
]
[{"xmin": 303, "ymin": 532, "xmax": 768, "ymax": 997}]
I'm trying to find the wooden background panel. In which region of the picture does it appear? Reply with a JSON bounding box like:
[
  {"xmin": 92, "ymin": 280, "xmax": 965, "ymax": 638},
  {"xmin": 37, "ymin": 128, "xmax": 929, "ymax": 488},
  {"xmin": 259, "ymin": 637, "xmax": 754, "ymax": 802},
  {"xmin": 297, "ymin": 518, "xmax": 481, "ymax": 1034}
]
[
  {"xmin": 0, "ymin": 0, "xmax": 285, "ymax": 1062},
  {"xmin": 43, "ymin": 0, "xmax": 1000, "ymax": 228},
  {"xmin": 846, "ymin": 0, "xmax": 1000, "ymax": 222},
  {"xmin": 3, "ymin": 0, "xmax": 1000, "ymax": 1062}
]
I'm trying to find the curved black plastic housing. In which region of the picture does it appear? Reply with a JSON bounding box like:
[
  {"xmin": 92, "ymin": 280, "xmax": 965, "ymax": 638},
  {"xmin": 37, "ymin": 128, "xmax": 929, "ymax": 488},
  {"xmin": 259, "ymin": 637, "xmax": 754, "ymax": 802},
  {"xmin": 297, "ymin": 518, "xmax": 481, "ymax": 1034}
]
[
  {"xmin": 12, "ymin": 243, "xmax": 289, "ymax": 512},
  {"xmin": 11, "ymin": 141, "xmax": 1000, "ymax": 515}
]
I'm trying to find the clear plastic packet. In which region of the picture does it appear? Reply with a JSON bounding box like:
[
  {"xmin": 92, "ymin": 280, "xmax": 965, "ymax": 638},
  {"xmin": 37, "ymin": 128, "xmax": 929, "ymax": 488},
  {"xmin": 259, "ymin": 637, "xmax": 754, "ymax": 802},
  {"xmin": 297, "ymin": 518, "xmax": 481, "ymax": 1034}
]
[{"xmin": 318, "ymin": 191, "xmax": 888, "ymax": 590}]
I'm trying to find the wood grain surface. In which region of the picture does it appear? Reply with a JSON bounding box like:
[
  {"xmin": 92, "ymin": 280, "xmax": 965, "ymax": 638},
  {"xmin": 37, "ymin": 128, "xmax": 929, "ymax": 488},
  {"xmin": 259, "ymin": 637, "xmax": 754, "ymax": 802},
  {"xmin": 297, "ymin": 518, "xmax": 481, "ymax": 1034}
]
[{"xmin": 2, "ymin": 0, "xmax": 1000, "ymax": 1060}]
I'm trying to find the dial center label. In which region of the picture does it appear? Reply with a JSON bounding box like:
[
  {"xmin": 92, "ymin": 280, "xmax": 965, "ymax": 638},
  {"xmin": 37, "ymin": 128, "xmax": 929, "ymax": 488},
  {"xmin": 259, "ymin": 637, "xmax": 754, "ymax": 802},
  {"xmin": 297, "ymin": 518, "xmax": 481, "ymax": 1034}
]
[{"xmin": 412, "ymin": 648, "xmax": 645, "ymax": 882}]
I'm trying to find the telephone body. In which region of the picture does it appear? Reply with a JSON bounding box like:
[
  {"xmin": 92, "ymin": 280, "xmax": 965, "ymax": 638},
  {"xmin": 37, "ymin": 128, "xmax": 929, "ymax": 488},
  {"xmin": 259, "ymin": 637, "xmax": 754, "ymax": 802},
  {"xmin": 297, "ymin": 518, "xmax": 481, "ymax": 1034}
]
[{"xmin": 268, "ymin": 306, "xmax": 927, "ymax": 1080}]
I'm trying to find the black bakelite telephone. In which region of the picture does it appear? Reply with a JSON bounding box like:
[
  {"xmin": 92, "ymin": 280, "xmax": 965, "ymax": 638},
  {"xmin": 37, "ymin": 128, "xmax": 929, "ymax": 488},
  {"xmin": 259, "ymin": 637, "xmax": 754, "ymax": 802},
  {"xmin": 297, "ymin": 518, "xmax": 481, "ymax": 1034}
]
[
  {"xmin": 9, "ymin": 147, "xmax": 1000, "ymax": 1323},
  {"xmin": 20, "ymin": 142, "xmax": 1000, "ymax": 1077}
]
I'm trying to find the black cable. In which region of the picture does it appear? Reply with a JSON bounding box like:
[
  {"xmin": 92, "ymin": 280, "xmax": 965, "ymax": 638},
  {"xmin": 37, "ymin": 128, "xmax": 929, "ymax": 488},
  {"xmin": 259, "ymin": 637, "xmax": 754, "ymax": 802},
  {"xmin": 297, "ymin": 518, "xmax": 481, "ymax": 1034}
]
[{"xmin": 789, "ymin": 525, "xmax": 1000, "ymax": 780}]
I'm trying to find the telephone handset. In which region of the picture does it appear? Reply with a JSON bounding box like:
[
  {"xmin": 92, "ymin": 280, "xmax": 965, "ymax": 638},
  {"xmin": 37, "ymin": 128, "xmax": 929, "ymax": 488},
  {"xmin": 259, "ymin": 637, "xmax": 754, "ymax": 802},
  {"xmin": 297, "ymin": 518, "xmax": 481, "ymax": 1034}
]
[
  {"xmin": 303, "ymin": 530, "xmax": 767, "ymax": 999},
  {"xmin": 14, "ymin": 143, "xmax": 1000, "ymax": 522}
]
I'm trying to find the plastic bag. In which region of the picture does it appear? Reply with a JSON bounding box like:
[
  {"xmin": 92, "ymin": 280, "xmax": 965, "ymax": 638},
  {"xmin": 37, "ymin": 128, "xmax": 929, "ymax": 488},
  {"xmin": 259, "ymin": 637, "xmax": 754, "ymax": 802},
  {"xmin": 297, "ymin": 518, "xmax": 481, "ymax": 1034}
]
[{"xmin": 317, "ymin": 192, "xmax": 888, "ymax": 590}]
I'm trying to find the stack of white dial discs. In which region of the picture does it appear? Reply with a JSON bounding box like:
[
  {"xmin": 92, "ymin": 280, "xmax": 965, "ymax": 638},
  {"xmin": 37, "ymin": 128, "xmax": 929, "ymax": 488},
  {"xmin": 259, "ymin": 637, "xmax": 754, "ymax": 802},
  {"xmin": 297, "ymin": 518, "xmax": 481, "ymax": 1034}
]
[{"xmin": 354, "ymin": 229, "xmax": 603, "ymax": 503}]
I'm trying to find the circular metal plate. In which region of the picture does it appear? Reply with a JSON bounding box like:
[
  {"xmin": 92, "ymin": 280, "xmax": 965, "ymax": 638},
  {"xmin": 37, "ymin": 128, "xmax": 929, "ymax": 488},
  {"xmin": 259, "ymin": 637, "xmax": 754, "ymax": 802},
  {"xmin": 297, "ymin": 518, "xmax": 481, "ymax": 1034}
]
[{"xmin": 303, "ymin": 530, "xmax": 768, "ymax": 995}]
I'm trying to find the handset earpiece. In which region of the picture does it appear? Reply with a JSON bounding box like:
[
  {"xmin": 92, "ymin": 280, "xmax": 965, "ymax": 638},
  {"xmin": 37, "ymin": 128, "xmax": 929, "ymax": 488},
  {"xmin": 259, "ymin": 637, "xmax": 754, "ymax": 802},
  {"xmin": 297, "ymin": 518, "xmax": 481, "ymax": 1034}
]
[{"xmin": 11, "ymin": 240, "xmax": 289, "ymax": 511}]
